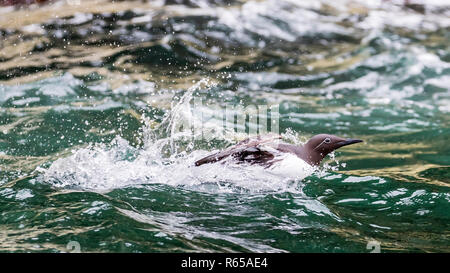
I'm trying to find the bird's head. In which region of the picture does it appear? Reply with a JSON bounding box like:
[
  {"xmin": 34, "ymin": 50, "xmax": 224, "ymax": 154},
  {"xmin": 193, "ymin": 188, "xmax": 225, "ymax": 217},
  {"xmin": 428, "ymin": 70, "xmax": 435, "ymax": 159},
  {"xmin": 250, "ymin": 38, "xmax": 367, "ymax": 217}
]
[{"xmin": 303, "ymin": 134, "xmax": 363, "ymax": 166}]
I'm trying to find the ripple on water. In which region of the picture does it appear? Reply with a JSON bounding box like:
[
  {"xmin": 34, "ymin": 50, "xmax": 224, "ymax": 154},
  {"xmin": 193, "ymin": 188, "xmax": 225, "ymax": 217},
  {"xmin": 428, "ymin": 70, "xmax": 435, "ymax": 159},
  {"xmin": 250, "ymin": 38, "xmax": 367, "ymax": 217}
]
[{"xmin": 0, "ymin": 0, "xmax": 449, "ymax": 253}]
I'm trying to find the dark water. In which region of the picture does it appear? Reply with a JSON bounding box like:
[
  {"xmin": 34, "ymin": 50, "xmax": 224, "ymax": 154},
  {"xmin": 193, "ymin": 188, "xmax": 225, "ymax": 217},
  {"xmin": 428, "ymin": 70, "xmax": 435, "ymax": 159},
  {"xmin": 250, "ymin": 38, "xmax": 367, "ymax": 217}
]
[{"xmin": 0, "ymin": 0, "xmax": 449, "ymax": 252}]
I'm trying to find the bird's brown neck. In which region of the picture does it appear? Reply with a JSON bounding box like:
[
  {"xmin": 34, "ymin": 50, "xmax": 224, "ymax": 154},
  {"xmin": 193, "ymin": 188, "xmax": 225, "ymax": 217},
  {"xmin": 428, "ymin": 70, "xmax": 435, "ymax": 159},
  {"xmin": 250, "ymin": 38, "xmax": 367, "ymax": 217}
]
[{"xmin": 275, "ymin": 143, "xmax": 326, "ymax": 166}]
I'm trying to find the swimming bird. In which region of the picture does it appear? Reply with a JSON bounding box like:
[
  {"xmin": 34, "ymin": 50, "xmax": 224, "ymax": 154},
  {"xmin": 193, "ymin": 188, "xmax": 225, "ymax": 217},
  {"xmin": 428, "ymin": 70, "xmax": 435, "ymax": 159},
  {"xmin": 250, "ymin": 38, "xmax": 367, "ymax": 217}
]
[{"xmin": 195, "ymin": 134, "xmax": 363, "ymax": 170}]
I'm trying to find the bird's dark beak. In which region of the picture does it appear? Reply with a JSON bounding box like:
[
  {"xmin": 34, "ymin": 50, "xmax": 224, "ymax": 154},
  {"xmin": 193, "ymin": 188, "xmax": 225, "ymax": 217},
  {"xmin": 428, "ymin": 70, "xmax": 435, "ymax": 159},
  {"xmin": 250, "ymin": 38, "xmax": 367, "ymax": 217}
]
[{"xmin": 337, "ymin": 139, "xmax": 363, "ymax": 147}]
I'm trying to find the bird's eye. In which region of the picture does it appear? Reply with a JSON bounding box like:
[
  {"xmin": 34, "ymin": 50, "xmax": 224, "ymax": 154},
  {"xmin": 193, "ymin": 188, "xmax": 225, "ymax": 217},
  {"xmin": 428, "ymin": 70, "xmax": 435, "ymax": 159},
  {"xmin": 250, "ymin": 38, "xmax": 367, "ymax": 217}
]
[{"xmin": 324, "ymin": 138, "xmax": 331, "ymax": 144}]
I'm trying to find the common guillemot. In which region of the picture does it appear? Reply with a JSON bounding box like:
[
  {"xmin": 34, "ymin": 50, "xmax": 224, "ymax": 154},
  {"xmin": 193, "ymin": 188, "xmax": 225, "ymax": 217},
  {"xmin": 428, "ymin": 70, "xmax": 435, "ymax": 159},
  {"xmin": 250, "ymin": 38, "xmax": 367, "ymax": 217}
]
[{"xmin": 195, "ymin": 134, "xmax": 363, "ymax": 168}]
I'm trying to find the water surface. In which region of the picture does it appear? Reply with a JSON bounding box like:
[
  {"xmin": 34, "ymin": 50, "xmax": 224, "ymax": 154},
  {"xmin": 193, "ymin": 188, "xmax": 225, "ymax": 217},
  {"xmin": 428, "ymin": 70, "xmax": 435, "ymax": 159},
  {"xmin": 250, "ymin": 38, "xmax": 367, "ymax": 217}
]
[{"xmin": 0, "ymin": 0, "xmax": 449, "ymax": 252}]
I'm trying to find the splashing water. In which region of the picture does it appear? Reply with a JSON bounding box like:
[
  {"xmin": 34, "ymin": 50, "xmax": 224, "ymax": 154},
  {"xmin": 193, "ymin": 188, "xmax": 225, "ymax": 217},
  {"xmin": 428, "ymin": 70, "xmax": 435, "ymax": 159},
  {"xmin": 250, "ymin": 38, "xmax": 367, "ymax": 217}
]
[{"xmin": 38, "ymin": 80, "xmax": 322, "ymax": 194}]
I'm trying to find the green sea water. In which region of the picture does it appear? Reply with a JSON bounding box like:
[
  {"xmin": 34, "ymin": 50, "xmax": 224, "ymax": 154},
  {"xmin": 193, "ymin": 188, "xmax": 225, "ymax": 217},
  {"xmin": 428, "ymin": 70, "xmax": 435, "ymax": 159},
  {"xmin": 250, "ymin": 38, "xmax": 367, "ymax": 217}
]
[{"xmin": 0, "ymin": 0, "xmax": 449, "ymax": 252}]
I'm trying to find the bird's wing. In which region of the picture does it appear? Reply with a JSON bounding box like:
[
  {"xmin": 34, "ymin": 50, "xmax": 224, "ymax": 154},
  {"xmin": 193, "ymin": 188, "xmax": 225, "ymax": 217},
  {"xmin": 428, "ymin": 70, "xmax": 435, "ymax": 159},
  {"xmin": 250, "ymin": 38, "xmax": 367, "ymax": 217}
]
[{"xmin": 194, "ymin": 134, "xmax": 282, "ymax": 166}]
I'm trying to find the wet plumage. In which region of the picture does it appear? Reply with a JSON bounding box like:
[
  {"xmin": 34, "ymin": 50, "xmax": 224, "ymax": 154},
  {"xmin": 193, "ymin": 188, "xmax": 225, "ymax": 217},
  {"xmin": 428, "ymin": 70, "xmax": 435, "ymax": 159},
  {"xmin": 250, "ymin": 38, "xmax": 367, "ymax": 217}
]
[{"xmin": 195, "ymin": 134, "xmax": 363, "ymax": 168}]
